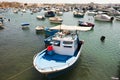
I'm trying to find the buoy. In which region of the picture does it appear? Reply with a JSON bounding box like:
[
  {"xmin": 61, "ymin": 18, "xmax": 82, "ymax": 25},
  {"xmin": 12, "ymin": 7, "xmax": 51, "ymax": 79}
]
[
  {"xmin": 100, "ymin": 36, "xmax": 105, "ymax": 42},
  {"xmin": 8, "ymin": 19, "xmax": 10, "ymax": 21}
]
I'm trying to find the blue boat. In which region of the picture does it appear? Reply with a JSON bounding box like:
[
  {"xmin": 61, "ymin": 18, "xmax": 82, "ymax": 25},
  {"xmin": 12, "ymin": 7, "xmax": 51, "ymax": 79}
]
[
  {"xmin": 44, "ymin": 28, "xmax": 58, "ymax": 37},
  {"xmin": 21, "ymin": 23, "xmax": 30, "ymax": 26},
  {"xmin": 33, "ymin": 25, "xmax": 92, "ymax": 78},
  {"xmin": 44, "ymin": 35, "xmax": 53, "ymax": 45}
]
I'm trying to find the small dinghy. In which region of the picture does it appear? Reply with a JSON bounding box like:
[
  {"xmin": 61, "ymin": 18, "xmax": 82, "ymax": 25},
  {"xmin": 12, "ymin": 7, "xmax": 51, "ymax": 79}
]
[
  {"xmin": 21, "ymin": 23, "xmax": 30, "ymax": 30},
  {"xmin": 78, "ymin": 20, "xmax": 95, "ymax": 28}
]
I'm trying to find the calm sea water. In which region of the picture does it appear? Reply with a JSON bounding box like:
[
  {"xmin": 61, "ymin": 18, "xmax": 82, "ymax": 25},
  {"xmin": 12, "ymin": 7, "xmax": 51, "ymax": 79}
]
[{"xmin": 0, "ymin": 9, "xmax": 120, "ymax": 80}]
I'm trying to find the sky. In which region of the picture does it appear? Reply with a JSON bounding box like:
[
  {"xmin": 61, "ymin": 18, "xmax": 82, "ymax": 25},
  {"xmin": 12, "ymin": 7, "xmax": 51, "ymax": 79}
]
[{"xmin": 0, "ymin": 0, "xmax": 120, "ymax": 4}]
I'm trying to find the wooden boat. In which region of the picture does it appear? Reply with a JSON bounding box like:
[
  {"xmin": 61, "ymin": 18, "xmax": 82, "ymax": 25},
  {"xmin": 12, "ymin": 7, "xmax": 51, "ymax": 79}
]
[
  {"xmin": 36, "ymin": 16, "xmax": 45, "ymax": 20},
  {"xmin": 33, "ymin": 25, "xmax": 92, "ymax": 78},
  {"xmin": 49, "ymin": 17, "xmax": 63, "ymax": 24},
  {"xmin": 35, "ymin": 26, "xmax": 44, "ymax": 31}
]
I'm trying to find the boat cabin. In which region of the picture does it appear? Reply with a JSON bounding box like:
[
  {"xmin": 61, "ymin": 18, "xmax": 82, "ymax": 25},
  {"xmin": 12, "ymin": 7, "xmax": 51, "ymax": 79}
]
[{"xmin": 50, "ymin": 32, "xmax": 78, "ymax": 56}]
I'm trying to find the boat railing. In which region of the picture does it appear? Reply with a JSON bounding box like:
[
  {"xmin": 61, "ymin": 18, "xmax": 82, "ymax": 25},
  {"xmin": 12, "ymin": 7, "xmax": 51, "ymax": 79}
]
[
  {"xmin": 33, "ymin": 49, "xmax": 47, "ymax": 60},
  {"xmin": 39, "ymin": 63, "xmax": 70, "ymax": 71}
]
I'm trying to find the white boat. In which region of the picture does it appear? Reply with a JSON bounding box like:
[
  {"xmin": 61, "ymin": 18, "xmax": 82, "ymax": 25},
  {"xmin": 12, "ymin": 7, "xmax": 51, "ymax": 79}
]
[
  {"xmin": 21, "ymin": 9, "xmax": 26, "ymax": 13},
  {"xmin": 0, "ymin": 21, "xmax": 4, "ymax": 29},
  {"xmin": 36, "ymin": 16, "xmax": 45, "ymax": 20},
  {"xmin": 86, "ymin": 10, "xmax": 97, "ymax": 16},
  {"xmin": 13, "ymin": 9, "xmax": 18, "ymax": 13},
  {"xmin": 94, "ymin": 14, "xmax": 114, "ymax": 22},
  {"xmin": 49, "ymin": 17, "xmax": 63, "ymax": 24},
  {"xmin": 0, "ymin": 21, "xmax": 3, "ymax": 25},
  {"xmin": 33, "ymin": 25, "xmax": 92, "ymax": 78},
  {"xmin": 35, "ymin": 26, "xmax": 44, "ymax": 31},
  {"xmin": 73, "ymin": 11, "xmax": 84, "ymax": 18},
  {"xmin": 50, "ymin": 25, "xmax": 92, "ymax": 31},
  {"xmin": 56, "ymin": 12, "xmax": 63, "ymax": 16},
  {"xmin": 115, "ymin": 16, "xmax": 120, "ymax": 21},
  {"xmin": 21, "ymin": 23, "xmax": 30, "ymax": 30}
]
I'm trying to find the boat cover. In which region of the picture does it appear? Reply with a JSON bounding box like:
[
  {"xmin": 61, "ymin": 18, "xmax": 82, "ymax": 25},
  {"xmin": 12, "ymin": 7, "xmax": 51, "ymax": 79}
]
[{"xmin": 50, "ymin": 25, "xmax": 92, "ymax": 31}]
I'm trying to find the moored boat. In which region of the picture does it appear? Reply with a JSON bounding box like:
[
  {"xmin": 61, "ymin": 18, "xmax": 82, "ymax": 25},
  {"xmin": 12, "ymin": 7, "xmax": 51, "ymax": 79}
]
[
  {"xmin": 0, "ymin": 21, "xmax": 4, "ymax": 29},
  {"xmin": 35, "ymin": 26, "xmax": 44, "ymax": 31},
  {"xmin": 49, "ymin": 17, "xmax": 63, "ymax": 24},
  {"xmin": 73, "ymin": 11, "xmax": 84, "ymax": 18},
  {"xmin": 56, "ymin": 11, "xmax": 63, "ymax": 16},
  {"xmin": 115, "ymin": 16, "xmax": 120, "ymax": 21},
  {"xmin": 78, "ymin": 20, "xmax": 95, "ymax": 28},
  {"xmin": 86, "ymin": 10, "xmax": 97, "ymax": 16},
  {"xmin": 35, "ymin": 26, "xmax": 45, "ymax": 34},
  {"xmin": 21, "ymin": 23, "xmax": 30, "ymax": 30},
  {"xmin": 94, "ymin": 14, "xmax": 114, "ymax": 22},
  {"xmin": 21, "ymin": 23, "xmax": 30, "ymax": 26},
  {"xmin": 36, "ymin": 16, "xmax": 45, "ymax": 20},
  {"xmin": 33, "ymin": 25, "xmax": 92, "ymax": 78},
  {"xmin": 44, "ymin": 11, "xmax": 55, "ymax": 17}
]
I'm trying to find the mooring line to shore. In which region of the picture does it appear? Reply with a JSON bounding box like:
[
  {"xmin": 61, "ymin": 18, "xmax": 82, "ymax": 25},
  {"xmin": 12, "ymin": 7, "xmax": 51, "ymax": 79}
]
[{"xmin": 7, "ymin": 65, "xmax": 33, "ymax": 80}]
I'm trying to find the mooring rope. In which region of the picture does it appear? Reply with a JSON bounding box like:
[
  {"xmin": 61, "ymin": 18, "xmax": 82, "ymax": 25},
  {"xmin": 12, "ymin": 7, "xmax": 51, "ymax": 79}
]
[{"xmin": 7, "ymin": 65, "xmax": 33, "ymax": 80}]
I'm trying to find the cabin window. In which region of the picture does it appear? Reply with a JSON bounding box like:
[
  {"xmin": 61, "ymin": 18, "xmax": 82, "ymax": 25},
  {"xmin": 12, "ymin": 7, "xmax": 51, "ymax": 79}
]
[
  {"xmin": 51, "ymin": 40, "xmax": 60, "ymax": 46},
  {"xmin": 63, "ymin": 41, "xmax": 73, "ymax": 48},
  {"xmin": 63, "ymin": 41, "xmax": 73, "ymax": 44},
  {"xmin": 63, "ymin": 45, "xmax": 72, "ymax": 48}
]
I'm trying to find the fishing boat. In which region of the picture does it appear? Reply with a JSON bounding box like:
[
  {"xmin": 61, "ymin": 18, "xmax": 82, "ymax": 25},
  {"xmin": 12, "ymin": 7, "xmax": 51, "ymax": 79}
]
[
  {"xmin": 94, "ymin": 14, "xmax": 114, "ymax": 22},
  {"xmin": 44, "ymin": 25, "xmax": 92, "ymax": 45},
  {"xmin": 33, "ymin": 25, "xmax": 92, "ymax": 78},
  {"xmin": 115, "ymin": 16, "xmax": 120, "ymax": 21},
  {"xmin": 44, "ymin": 11, "xmax": 55, "ymax": 17},
  {"xmin": 78, "ymin": 20, "xmax": 95, "ymax": 28},
  {"xmin": 86, "ymin": 10, "xmax": 97, "ymax": 16},
  {"xmin": 56, "ymin": 11, "xmax": 63, "ymax": 16},
  {"xmin": 49, "ymin": 17, "xmax": 63, "ymax": 24},
  {"xmin": 35, "ymin": 26, "xmax": 44, "ymax": 31},
  {"xmin": 36, "ymin": 16, "xmax": 45, "ymax": 20},
  {"xmin": 73, "ymin": 11, "xmax": 84, "ymax": 18}
]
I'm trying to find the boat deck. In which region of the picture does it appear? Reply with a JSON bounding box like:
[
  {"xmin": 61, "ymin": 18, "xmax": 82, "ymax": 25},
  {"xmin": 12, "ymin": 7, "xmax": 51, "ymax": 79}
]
[{"xmin": 34, "ymin": 51, "xmax": 76, "ymax": 69}]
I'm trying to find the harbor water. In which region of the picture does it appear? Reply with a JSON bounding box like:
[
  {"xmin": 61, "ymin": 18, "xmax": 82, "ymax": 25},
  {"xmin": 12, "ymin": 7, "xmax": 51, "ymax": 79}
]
[{"xmin": 0, "ymin": 9, "xmax": 120, "ymax": 80}]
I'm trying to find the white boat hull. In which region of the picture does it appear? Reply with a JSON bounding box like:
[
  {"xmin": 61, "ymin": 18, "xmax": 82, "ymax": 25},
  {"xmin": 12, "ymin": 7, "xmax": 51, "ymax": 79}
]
[
  {"xmin": 94, "ymin": 14, "xmax": 114, "ymax": 22},
  {"xmin": 33, "ymin": 41, "xmax": 84, "ymax": 75}
]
